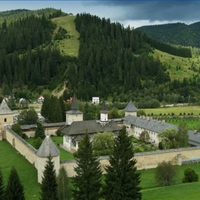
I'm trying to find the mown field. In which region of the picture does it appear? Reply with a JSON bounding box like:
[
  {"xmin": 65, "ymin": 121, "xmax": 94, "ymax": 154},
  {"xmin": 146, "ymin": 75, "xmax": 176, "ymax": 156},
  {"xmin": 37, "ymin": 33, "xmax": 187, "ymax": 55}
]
[
  {"xmin": 141, "ymin": 163, "xmax": 200, "ymax": 200},
  {"xmin": 0, "ymin": 140, "xmax": 40, "ymax": 200}
]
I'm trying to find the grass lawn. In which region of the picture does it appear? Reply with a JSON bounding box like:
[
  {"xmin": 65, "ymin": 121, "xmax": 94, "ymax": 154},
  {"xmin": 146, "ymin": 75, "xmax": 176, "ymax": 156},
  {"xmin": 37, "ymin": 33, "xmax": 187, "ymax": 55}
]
[
  {"xmin": 152, "ymin": 49, "xmax": 200, "ymax": 81},
  {"xmin": 142, "ymin": 182, "xmax": 200, "ymax": 200},
  {"xmin": 140, "ymin": 163, "xmax": 200, "ymax": 200},
  {"xmin": 0, "ymin": 140, "xmax": 40, "ymax": 200}
]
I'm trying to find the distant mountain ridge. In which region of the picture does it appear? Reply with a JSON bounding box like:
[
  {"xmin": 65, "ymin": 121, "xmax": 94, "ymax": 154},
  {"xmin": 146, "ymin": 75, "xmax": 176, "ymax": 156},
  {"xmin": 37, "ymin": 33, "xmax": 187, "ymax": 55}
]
[{"xmin": 137, "ymin": 21, "xmax": 200, "ymax": 48}]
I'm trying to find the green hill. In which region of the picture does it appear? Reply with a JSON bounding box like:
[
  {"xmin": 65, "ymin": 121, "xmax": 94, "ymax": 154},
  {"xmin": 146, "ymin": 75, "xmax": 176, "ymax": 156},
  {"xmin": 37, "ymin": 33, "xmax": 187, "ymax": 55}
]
[
  {"xmin": 1, "ymin": 9, "xmax": 200, "ymax": 105},
  {"xmin": 137, "ymin": 22, "xmax": 200, "ymax": 48}
]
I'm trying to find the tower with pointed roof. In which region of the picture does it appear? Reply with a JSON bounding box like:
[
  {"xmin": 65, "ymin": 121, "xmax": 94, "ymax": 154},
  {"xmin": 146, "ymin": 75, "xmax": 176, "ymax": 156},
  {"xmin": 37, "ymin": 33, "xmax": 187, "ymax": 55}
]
[
  {"xmin": 100, "ymin": 101, "xmax": 108, "ymax": 125},
  {"xmin": 124, "ymin": 100, "xmax": 138, "ymax": 117},
  {"xmin": 36, "ymin": 135, "xmax": 60, "ymax": 183},
  {"xmin": 0, "ymin": 99, "xmax": 14, "ymax": 140},
  {"xmin": 66, "ymin": 94, "xmax": 83, "ymax": 125}
]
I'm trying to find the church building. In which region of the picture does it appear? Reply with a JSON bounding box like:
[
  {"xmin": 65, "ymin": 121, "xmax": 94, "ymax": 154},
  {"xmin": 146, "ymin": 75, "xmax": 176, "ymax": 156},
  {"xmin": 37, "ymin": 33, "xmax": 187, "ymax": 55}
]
[{"xmin": 61, "ymin": 96, "xmax": 121, "ymax": 151}]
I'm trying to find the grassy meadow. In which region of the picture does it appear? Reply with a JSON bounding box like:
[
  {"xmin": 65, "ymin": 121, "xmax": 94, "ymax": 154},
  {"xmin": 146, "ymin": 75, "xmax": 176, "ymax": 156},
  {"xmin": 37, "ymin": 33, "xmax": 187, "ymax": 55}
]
[
  {"xmin": 52, "ymin": 15, "xmax": 79, "ymax": 57},
  {"xmin": 140, "ymin": 163, "xmax": 200, "ymax": 199},
  {"xmin": 0, "ymin": 140, "xmax": 40, "ymax": 200},
  {"xmin": 142, "ymin": 105, "xmax": 200, "ymax": 116},
  {"xmin": 2, "ymin": 139, "xmax": 200, "ymax": 199},
  {"xmin": 152, "ymin": 49, "xmax": 200, "ymax": 81}
]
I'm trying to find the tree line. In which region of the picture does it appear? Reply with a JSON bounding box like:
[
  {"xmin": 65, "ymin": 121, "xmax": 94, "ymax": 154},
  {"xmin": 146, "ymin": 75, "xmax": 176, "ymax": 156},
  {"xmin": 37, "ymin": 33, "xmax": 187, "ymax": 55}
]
[{"xmin": 1, "ymin": 12, "xmax": 200, "ymax": 106}]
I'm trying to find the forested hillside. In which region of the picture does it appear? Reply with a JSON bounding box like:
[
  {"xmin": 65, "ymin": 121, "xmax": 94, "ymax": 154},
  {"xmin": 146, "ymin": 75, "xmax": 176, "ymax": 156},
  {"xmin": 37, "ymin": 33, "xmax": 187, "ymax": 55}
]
[
  {"xmin": 137, "ymin": 22, "xmax": 200, "ymax": 48},
  {"xmin": 0, "ymin": 9, "xmax": 200, "ymax": 106}
]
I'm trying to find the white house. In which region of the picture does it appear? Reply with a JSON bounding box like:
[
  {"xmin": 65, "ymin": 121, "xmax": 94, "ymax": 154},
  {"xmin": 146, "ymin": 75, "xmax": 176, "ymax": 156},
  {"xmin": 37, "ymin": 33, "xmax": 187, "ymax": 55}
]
[
  {"xmin": 92, "ymin": 97, "xmax": 100, "ymax": 104},
  {"xmin": 37, "ymin": 96, "xmax": 44, "ymax": 103}
]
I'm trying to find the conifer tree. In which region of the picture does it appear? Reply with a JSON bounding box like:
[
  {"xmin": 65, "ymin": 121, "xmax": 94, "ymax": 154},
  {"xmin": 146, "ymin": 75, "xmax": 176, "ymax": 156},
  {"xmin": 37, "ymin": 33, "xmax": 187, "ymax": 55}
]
[
  {"xmin": 4, "ymin": 167, "xmax": 25, "ymax": 200},
  {"xmin": 103, "ymin": 126, "xmax": 141, "ymax": 200},
  {"xmin": 57, "ymin": 166, "xmax": 71, "ymax": 200},
  {"xmin": 72, "ymin": 133, "xmax": 102, "ymax": 200},
  {"xmin": 0, "ymin": 169, "xmax": 4, "ymax": 200},
  {"xmin": 35, "ymin": 122, "xmax": 45, "ymax": 139},
  {"xmin": 40, "ymin": 156, "xmax": 58, "ymax": 200}
]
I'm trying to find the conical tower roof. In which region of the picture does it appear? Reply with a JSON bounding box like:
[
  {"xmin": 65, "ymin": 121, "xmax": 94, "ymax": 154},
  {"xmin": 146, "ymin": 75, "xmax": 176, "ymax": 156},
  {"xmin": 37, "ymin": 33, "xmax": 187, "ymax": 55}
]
[
  {"xmin": 124, "ymin": 100, "xmax": 137, "ymax": 112},
  {"xmin": 101, "ymin": 101, "xmax": 108, "ymax": 113},
  {"xmin": 71, "ymin": 94, "xmax": 78, "ymax": 110},
  {"xmin": 36, "ymin": 135, "xmax": 60, "ymax": 157},
  {"xmin": 0, "ymin": 99, "xmax": 12, "ymax": 114}
]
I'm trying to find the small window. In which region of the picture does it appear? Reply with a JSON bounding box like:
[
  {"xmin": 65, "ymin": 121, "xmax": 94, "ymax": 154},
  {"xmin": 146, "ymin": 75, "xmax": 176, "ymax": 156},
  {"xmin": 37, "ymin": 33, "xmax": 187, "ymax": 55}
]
[{"xmin": 4, "ymin": 118, "xmax": 7, "ymax": 122}]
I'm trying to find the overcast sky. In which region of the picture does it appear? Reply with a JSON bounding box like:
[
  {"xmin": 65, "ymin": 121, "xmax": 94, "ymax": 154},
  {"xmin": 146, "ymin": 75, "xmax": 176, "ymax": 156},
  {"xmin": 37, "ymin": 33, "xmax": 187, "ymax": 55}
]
[{"xmin": 0, "ymin": 1, "xmax": 200, "ymax": 28}]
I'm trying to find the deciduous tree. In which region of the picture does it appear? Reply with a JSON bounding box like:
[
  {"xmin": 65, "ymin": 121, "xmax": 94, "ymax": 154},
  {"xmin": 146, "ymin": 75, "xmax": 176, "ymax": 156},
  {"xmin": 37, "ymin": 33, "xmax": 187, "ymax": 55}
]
[
  {"xmin": 182, "ymin": 168, "xmax": 199, "ymax": 183},
  {"xmin": 155, "ymin": 161, "xmax": 177, "ymax": 186},
  {"xmin": 93, "ymin": 132, "xmax": 114, "ymax": 156}
]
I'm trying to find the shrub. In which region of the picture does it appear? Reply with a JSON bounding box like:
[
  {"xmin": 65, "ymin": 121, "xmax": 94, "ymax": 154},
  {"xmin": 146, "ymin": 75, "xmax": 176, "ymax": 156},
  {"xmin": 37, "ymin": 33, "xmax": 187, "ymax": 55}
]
[
  {"xmin": 182, "ymin": 168, "xmax": 199, "ymax": 183},
  {"xmin": 155, "ymin": 161, "xmax": 177, "ymax": 186}
]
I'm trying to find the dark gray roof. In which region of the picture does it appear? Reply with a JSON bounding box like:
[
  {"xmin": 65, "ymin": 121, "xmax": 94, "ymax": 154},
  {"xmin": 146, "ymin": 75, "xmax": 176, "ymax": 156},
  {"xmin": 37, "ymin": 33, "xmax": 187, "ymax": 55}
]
[
  {"xmin": 66, "ymin": 94, "xmax": 83, "ymax": 115},
  {"xmin": 0, "ymin": 99, "xmax": 12, "ymax": 114},
  {"xmin": 71, "ymin": 94, "xmax": 78, "ymax": 110},
  {"xmin": 66, "ymin": 110, "xmax": 83, "ymax": 115},
  {"xmin": 101, "ymin": 102, "xmax": 108, "ymax": 113},
  {"xmin": 62, "ymin": 120, "xmax": 121, "ymax": 136},
  {"xmin": 188, "ymin": 130, "xmax": 200, "ymax": 146},
  {"xmin": 36, "ymin": 135, "xmax": 60, "ymax": 157},
  {"xmin": 21, "ymin": 122, "xmax": 65, "ymax": 130},
  {"xmin": 124, "ymin": 101, "xmax": 137, "ymax": 112},
  {"xmin": 123, "ymin": 115, "xmax": 178, "ymax": 133}
]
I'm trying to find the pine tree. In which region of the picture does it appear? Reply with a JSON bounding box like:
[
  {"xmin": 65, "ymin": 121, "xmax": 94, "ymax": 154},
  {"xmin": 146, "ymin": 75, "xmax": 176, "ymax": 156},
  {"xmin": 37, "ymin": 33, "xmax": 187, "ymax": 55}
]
[
  {"xmin": 72, "ymin": 133, "xmax": 102, "ymax": 200},
  {"xmin": 0, "ymin": 169, "xmax": 4, "ymax": 200},
  {"xmin": 57, "ymin": 166, "xmax": 71, "ymax": 200},
  {"xmin": 103, "ymin": 126, "xmax": 141, "ymax": 200},
  {"xmin": 35, "ymin": 122, "xmax": 45, "ymax": 139},
  {"xmin": 4, "ymin": 167, "xmax": 25, "ymax": 200},
  {"xmin": 40, "ymin": 156, "xmax": 58, "ymax": 200}
]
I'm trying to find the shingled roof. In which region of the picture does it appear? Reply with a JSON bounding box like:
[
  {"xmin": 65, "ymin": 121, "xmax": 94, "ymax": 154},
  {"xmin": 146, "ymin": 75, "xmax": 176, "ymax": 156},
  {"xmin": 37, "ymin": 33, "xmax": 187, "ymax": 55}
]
[
  {"xmin": 36, "ymin": 135, "xmax": 60, "ymax": 157},
  {"xmin": 0, "ymin": 99, "xmax": 12, "ymax": 114},
  {"xmin": 124, "ymin": 100, "xmax": 137, "ymax": 112},
  {"xmin": 123, "ymin": 115, "xmax": 178, "ymax": 133},
  {"xmin": 61, "ymin": 120, "xmax": 121, "ymax": 136},
  {"xmin": 66, "ymin": 94, "xmax": 83, "ymax": 115},
  {"xmin": 101, "ymin": 101, "xmax": 108, "ymax": 113}
]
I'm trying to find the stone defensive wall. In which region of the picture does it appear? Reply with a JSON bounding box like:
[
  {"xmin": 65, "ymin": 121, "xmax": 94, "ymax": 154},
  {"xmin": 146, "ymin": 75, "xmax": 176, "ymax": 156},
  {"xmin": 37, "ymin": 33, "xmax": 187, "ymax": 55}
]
[
  {"xmin": 4, "ymin": 125, "xmax": 200, "ymax": 178},
  {"xmin": 61, "ymin": 147, "xmax": 200, "ymax": 177},
  {"xmin": 5, "ymin": 126, "xmax": 37, "ymax": 166}
]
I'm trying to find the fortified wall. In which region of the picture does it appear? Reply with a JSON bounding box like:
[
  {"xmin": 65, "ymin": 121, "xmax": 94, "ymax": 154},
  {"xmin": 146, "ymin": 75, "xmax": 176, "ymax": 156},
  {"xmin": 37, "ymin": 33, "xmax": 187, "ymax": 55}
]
[
  {"xmin": 6, "ymin": 124, "xmax": 200, "ymax": 180},
  {"xmin": 5, "ymin": 126, "xmax": 60, "ymax": 183}
]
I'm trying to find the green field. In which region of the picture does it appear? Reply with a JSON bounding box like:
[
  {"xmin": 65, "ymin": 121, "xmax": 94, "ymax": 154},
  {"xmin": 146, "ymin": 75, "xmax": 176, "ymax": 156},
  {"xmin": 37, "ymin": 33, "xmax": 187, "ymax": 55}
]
[
  {"xmin": 0, "ymin": 140, "xmax": 40, "ymax": 200},
  {"xmin": 142, "ymin": 106, "xmax": 200, "ymax": 116},
  {"xmin": 52, "ymin": 15, "xmax": 79, "ymax": 57},
  {"xmin": 152, "ymin": 49, "xmax": 200, "ymax": 81},
  {"xmin": 1, "ymin": 139, "xmax": 200, "ymax": 199},
  {"xmin": 140, "ymin": 163, "xmax": 200, "ymax": 200}
]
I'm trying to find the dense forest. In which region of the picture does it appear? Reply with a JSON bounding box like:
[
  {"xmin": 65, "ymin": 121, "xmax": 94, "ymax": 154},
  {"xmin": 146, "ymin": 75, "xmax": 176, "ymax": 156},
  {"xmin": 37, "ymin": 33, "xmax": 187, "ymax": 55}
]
[
  {"xmin": 1, "ymin": 10, "xmax": 200, "ymax": 106},
  {"xmin": 137, "ymin": 22, "xmax": 200, "ymax": 48}
]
